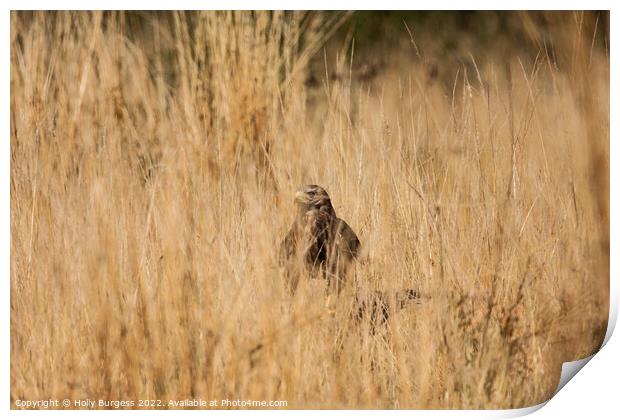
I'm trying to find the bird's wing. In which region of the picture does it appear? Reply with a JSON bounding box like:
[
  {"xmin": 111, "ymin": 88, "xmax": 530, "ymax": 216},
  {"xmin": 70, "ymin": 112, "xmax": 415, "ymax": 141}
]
[{"xmin": 332, "ymin": 217, "xmax": 361, "ymax": 258}]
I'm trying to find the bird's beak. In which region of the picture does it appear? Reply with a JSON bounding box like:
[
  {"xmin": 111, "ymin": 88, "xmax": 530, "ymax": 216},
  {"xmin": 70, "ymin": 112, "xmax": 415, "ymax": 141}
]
[{"xmin": 294, "ymin": 189, "xmax": 308, "ymax": 204}]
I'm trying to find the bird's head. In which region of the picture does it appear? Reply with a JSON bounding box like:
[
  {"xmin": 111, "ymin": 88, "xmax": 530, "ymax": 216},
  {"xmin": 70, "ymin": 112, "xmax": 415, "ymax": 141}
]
[{"xmin": 294, "ymin": 185, "xmax": 333, "ymax": 213}]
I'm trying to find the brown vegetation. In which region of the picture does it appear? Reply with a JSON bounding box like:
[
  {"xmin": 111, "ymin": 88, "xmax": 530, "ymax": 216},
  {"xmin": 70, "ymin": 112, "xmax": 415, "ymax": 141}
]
[{"xmin": 10, "ymin": 11, "xmax": 609, "ymax": 409}]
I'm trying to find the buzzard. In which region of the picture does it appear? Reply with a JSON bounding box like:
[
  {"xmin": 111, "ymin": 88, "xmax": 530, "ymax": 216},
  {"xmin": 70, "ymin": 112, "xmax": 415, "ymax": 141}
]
[
  {"xmin": 278, "ymin": 185, "xmax": 423, "ymax": 331},
  {"xmin": 279, "ymin": 185, "xmax": 361, "ymax": 294}
]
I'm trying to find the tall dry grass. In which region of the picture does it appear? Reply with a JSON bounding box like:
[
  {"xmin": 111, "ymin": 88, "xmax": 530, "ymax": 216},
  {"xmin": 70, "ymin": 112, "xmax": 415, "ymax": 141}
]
[{"xmin": 10, "ymin": 11, "xmax": 609, "ymax": 409}]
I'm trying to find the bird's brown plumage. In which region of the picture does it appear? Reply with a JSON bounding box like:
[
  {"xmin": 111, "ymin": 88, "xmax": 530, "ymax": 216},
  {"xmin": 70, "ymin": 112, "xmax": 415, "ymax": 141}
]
[
  {"xmin": 278, "ymin": 185, "xmax": 422, "ymax": 330},
  {"xmin": 279, "ymin": 185, "xmax": 361, "ymax": 294}
]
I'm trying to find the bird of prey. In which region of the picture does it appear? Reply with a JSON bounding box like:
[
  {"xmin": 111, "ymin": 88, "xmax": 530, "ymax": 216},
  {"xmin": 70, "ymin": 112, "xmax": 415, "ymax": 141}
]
[
  {"xmin": 279, "ymin": 185, "xmax": 361, "ymax": 294},
  {"xmin": 278, "ymin": 185, "xmax": 423, "ymax": 332}
]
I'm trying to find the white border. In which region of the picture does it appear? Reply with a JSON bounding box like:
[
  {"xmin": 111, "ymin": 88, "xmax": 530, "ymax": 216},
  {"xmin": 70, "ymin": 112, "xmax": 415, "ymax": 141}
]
[{"xmin": 3, "ymin": 3, "xmax": 617, "ymax": 419}]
